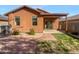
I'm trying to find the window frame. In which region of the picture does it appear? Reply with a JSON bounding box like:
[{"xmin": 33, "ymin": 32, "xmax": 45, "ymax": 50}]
[
  {"xmin": 32, "ymin": 16, "xmax": 38, "ymax": 26},
  {"xmin": 14, "ymin": 16, "xmax": 20, "ymax": 26}
]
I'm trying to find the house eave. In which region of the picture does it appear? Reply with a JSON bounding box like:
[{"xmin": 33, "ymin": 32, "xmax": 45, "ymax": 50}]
[{"xmin": 4, "ymin": 5, "xmax": 40, "ymax": 16}]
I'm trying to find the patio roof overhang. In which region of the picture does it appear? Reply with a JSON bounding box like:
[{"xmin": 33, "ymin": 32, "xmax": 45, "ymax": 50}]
[
  {"xmin": 40, "ymin": 13, "xmax": 68, "ymax": 18},
  {"xmin": 43, "ymin": 16, "xmax": 59, "ymax": 19},
  {"xmin": 41, "ymin": 13, "xmax": 68, "ymax": 16}
]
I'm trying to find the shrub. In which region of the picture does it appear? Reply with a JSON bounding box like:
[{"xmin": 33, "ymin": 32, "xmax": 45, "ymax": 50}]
[
  {"xmin": 27, "ymin": 28, "xmax": 35, "ymax": 35},
  {"xmin": 12, "ymin": 30, "xmax": 20, "ymax": 35},
  {"xmin": 36, "ymin": 40, "xmax": 54, "ymax": 53}
]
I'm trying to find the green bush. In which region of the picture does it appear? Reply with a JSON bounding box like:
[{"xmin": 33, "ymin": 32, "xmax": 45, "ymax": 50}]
[
  {"xmin": 27, "ymin": 28, "xmax": 35, "ymax": 35},
  {"xmin": 12, "ymin": 30, "xmax": 20, "ymax": 35}
]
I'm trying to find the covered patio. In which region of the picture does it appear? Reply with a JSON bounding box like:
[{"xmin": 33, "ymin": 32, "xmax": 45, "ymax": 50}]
[
  {"xmin": 43, "ymin": 16, "xmax": 59, "ymax": 30},
  {"xmin": 42, "ymin": 14, "xmax": 68, "ymax": 32}
]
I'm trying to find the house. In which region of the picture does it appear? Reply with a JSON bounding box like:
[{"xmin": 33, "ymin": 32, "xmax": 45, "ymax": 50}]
[
  {"xmin": 5, "ymin": 6, "xmax": 68, "ymax": 33},
  {"xmin": 60, "ymin": 14, "xmax": 79, "ymax": 34},
  {"xmin": 0, "ymin": 15, "xmax": 9, "ymax": 33}
]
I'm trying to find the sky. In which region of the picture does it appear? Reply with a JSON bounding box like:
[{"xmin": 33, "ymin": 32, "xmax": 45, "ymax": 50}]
[{"xmin": 0, "ymin": 5, "xmax": 79, "ymax": 16}]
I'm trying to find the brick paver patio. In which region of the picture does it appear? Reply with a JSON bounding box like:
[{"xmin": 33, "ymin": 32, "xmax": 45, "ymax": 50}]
[
  {"xmin": 39, "ymin": 33, "xmax": 56, "ymax": 41},
  {"xmin": 0, "ymin": 33, "xmax": 57, "ymax": 53}
]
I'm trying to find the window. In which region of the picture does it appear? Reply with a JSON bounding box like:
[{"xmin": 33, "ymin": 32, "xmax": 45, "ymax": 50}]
[
  {"xmin": 32, "ymin": 16, "xmax": 37, "ymax": 26},
  {"xmin": 15, "ymin": 16, "xmax": 20, "ymax": 26}
]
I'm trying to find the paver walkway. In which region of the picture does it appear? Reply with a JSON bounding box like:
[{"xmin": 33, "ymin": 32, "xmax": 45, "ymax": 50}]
[
  {"xmin": 0, "ymin": 33, "xmax": 57, "ymax": 41},
  {"xmin": 39, "ymin": 33, "xmax": 56, "ymax": 41},
  {"xmin": 43, "ymin": 30, "xmax": 62, "ymax": 33}
]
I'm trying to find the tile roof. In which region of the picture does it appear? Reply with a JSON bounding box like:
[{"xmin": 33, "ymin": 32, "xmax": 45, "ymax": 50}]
[
  {"xmin": 36, "ymin": 8, "xmax": 68, "ymax": 16},
  {"xmin": 36, "ymin": 8, "xmax": 49, "ymax": 13},
  {"xmin": 4, "ymin": 5, "xmax": 68, "ymax": 16},
  {"xmin": 0, "ymin": 15, "xmax": 8, "ymax": 21},
  {"xmin": 60, "ymin": 14, "xmax": 79, "ymax": 21},
  {"xmin": 5, "ymin": 6, "xmax": 40, "ymax": 16},
  {"xmin": 67, "ymin": 14, "xmax": 79, "ymax": 20}
]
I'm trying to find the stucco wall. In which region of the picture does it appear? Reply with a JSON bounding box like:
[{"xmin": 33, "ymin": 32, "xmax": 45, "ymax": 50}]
[
  {"xmin": 53, "ymin": 18, "xmax": 59, "ymax": 30},
  {"xmin": 8, "ymin": 8, "xmax": 44, "ymax": 32}
]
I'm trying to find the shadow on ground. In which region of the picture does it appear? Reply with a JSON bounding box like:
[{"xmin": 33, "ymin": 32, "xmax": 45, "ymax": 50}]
[{"xmin": 0, "ymin": 37, "xmax": 38, "ymax": 54}]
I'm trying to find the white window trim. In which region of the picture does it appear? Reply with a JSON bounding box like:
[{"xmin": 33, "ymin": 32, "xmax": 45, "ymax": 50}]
[
  {"xmin": 32, "ymin": 16, "xmax": 38, "ymax": 26},
  {"xmin": 14, "ymin": 16, "xmax": 20, "ymax": 26}
]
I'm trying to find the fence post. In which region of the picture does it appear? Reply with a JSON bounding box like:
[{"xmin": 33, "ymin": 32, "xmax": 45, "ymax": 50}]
[{"xmin": 65, "ymin": 15, "xmax": 68, "ymax": 32}]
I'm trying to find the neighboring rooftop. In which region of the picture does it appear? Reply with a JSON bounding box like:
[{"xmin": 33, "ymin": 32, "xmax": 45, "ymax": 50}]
[
  {"xmin": 60, "ymin": 14, "xmax": 79, "ymax": 21},
  {"xmin": 67, "ymin": 14, "xmax": 79, "ymax": 20},
  {"xmin": 0, "ymin": 15, "xmax": 8, "ymax": 21}
]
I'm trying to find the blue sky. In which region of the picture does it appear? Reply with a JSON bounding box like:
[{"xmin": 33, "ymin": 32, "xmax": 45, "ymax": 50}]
[{"xmin": 0, "ymin": 5, "xmax": 79, "ymax": 16}]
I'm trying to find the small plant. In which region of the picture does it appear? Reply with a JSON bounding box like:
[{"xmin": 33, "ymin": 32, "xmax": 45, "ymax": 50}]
[
  {"xmin": 52, "ymin": 33, "xmax": 79, "ymax": 53},
  {"xmin": 37, "ymin": 40, "xmax": 54, "ymax": 53},
  {"xmin": 12, "ymin": 30, "xmax": 20, "ymax": 35},
  {"xmin": 27, "ymin": 28, "xmax": 35, "ymax": 35}
]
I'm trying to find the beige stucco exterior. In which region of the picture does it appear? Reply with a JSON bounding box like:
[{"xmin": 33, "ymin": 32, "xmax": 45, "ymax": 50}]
[
  {"xmin": 6, "ymin": 6, "xmax": 64, "ymax": 33},
  {"xmin": 8, "ymin": 8, "xmax": 44, "ymax": 32}
]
